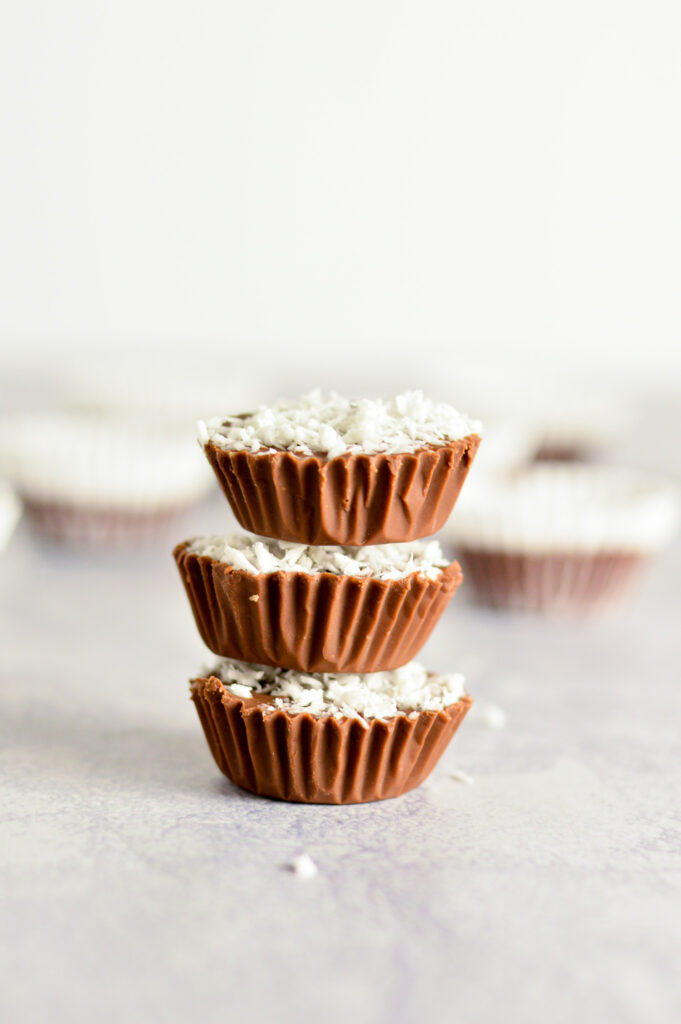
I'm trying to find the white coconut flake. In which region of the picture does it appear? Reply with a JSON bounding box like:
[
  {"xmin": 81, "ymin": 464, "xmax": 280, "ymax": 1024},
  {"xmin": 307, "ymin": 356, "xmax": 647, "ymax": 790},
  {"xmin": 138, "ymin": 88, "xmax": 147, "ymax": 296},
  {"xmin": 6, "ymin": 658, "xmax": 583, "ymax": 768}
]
[
  {"xmin": 186, "ymin": 534, "xmax": 450, "ymax": 581},
  {"xmin": 228, "ymin": 683, "xmax": 253, "ymax": 699},
  {"xmin": 199, "ymin": 389, "xmax": 481, "ymax": 458},
  {"xmin": 205, "ymin": 658, "xmax": 467, "ymax": 722},
  {"xmin": 287, "ymin": 854, "xmax": 318, "ymax": 879},
  {"xmin": 449, "ymin": 769, "xmax": 475, "ymax": 785}
]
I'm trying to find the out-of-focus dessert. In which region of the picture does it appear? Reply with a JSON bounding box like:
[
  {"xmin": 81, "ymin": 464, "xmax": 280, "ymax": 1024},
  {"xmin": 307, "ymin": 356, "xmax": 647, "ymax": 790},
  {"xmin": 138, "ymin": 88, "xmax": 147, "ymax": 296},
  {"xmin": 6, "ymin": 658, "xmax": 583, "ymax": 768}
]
[
  {"xmin": 0, "ymin": 411, "xmax": 215, "ymax": 544},
  {"xmin": 444, "ymin": 464, "xmax": 679, "ymax": 613}
]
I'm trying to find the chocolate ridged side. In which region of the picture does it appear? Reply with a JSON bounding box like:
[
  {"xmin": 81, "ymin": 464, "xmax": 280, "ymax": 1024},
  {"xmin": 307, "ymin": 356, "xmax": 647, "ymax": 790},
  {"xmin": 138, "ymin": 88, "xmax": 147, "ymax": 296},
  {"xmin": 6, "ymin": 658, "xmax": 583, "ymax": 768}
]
[
  {"xmin": 174, "ymin": 543, "xmax": 463, "ymax": 673},
  {"xmin": 202, "ymin": 436, "xmax": 481, "ymax": 545},
  {"xmin": 457, "ymin": 548, "xmax": 645, "ymax": 613},
  {"xmin": 190, "ymin": 676, "xmax": 473, "ymax": 804}
]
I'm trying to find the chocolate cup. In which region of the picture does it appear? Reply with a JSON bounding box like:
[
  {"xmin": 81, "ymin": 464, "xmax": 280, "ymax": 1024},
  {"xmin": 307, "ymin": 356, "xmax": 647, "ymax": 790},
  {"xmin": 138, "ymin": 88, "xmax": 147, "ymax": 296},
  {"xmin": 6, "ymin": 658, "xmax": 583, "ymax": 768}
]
[
  {"xmin": 532, "ymin": 443, "xmax": 591, "ymax": 463},
  {"xmin": 191, "ymin": 675, "xmax": 473, "ymax": 804},
  {"xmin": 174, "ymin": 542, "xmax": 463, "ymax": 673},
  {"xmin": 202, "ymin": 436, "xmax": 481, "ymax": 545},
  {"xmin": 22, "ymin": 498, "xmax": 194, "ymax": 545},
  {"xmin": 457, "ymin": 548, "xmax": 646, "ymax": 613}
]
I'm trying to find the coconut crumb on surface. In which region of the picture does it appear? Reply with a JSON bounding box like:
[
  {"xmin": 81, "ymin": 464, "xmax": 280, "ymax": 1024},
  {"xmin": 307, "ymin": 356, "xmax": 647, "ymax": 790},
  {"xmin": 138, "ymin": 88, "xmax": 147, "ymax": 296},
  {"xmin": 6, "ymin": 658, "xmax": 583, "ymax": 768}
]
[
  {"xmin": 186, "ymin": 534, "xmax": 450, "ymax": 581},
  {"xmin": 204, "ymin": 658, "xmax": 467, "ymax": 721},
  {"xmin": 287, "ymin": 854, "xmax": 318, "ymax": 879},
  {"xmin": 449, "ymin": 769, "xmax": 475, "ymax": 785},
  {"xmin": 199, "ymin": 389, "xmax": 481, "ymax": 458}
]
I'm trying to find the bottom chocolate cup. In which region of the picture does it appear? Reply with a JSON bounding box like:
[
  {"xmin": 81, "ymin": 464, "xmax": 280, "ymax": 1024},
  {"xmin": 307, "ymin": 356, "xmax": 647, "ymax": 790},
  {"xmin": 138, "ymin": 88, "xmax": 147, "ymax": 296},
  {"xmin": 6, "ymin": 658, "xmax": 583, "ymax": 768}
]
[
  {"xmin": 457, "ymin": 547, "xmax": 646, "ymax": 613},
  {"xmin": 191, "ymin": 676, "xmax": 473, "ymax": 804}
]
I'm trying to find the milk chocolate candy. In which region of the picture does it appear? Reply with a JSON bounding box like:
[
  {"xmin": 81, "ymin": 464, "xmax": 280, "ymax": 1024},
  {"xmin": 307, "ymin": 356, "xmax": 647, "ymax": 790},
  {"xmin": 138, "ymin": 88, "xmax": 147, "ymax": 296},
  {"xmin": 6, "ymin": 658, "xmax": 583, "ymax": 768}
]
[
  {"xmin": 202, "ymin": 436, "xmax": 481, "ymax": 546},
  {"xmin": 174, "ymin": 542, "xmax": 463, "ymax": 673},
  {"xmin": 191, "ymin": 675, "xmax": 473, "ymax": 804}
]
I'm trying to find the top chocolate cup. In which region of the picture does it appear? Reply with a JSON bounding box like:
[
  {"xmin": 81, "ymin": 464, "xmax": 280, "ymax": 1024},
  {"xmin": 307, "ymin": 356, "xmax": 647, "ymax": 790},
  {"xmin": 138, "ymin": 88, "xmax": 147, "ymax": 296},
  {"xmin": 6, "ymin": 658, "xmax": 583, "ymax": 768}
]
[
  {"xmin": 202, "ymin": 438, "xmax": 481, "ymax": 545},
  {"xmin": 200, "ymin": 392, "xmax": 482, "ymax": 544}
]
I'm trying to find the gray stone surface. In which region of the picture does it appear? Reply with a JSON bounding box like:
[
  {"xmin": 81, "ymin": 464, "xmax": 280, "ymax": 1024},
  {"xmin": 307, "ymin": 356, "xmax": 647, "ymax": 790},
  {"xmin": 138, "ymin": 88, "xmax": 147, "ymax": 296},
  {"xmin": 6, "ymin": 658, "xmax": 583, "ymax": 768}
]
[{"xmin": 1, "ymin": 456, "xmax": 680, "ymax": 1024}]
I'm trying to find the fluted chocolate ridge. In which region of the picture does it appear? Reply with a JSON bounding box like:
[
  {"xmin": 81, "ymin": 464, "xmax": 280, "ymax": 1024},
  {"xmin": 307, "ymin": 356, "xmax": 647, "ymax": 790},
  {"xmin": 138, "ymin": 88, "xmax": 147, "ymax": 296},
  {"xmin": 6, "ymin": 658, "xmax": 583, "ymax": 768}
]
[
  {"xmin": 190, "ymin": 675, "xmax": 473, "ymax": 804},
  {"xmin": 202, "ymin": 436, "xmax": 481, "ymax": 546},
  {"xmin": 174, "ymin": 543, "xmax": 463, "ymax": 673}
]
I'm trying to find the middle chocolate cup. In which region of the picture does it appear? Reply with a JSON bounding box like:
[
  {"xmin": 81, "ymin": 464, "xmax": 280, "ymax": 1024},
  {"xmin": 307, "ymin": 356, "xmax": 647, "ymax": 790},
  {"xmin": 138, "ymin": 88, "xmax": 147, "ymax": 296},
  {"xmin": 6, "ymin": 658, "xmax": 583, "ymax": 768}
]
[{"xmin": 174, "ymin": 536, "xmax": 462, "ymax": 674}]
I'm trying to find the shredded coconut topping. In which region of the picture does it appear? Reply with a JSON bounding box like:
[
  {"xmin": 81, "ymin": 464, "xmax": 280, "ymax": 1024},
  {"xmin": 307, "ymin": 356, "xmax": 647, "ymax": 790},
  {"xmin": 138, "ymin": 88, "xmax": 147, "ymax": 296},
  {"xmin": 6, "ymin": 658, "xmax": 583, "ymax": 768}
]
[
  {"xmin": 199, "ymin": 389, "xmax": 481, "ymax": 458},
  {"xmin": 447, "ymin": 465, "xmax": 680, "ymax": 554},
  {"xmin": 186, "ymin": 534, "xmax": 449, "ymax": 580},
  {"xmin": 205, "ymin": 658, "xmax": 467, "ymax": 722}
]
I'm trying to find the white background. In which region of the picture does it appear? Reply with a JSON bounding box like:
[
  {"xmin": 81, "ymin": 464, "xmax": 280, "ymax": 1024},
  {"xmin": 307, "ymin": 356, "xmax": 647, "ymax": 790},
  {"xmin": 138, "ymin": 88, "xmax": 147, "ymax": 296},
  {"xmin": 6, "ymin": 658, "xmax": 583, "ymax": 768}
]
[{"xmin": 1, "ymin": 0, "xmax": 680, "ymax": 397}]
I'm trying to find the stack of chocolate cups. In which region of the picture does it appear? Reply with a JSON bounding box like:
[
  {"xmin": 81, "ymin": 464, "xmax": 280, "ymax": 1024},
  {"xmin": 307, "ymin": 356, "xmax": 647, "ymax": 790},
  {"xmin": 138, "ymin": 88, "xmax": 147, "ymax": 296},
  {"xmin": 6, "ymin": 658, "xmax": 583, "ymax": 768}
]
[{"xmin": 174, "ymin": 393, "xmax": 482, "ymax": 804}]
